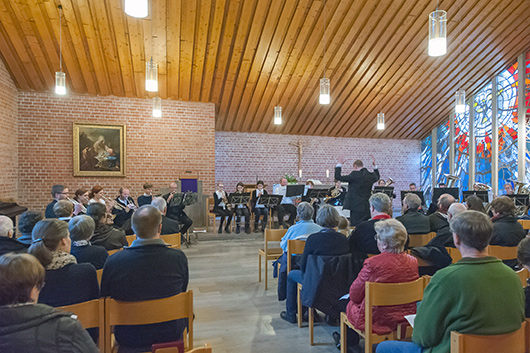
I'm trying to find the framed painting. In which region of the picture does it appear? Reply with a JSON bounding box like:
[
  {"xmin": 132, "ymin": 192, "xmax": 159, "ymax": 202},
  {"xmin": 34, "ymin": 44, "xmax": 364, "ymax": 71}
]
[{"xmin": 73, "ymin": 123, "xmax": 126, "ymax": 177}]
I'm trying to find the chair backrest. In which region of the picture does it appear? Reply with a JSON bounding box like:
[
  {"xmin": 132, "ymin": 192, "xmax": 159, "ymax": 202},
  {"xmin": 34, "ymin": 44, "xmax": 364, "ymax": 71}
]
[
  {"xmin": 516, "ymin": 268, "xmax": 529, "ymax": 287},
  {"xmin": 104, "ymin": 290, "xmax": 193, "ymax": 352},
  {"xmin": 57, "ymin": 299, "xmax": 104, "ymax": 352},
  {"xmin": 264, "ymin": 229, "xmax": 287, "ymax": 251},
  {"xmin": 518, "ymin": 219, "xmax": 530, "ymax": 230},
  {"xmin": 207, "ymin": 198, "xmax": 215, "ymax": 213},
  {"xmin": 96, "ymin": 269, "xmax": 103, "ymax": 285},
  {"xmin": 408, "ymin": 232, "xmax": 436, "ymax": 248},
  {"xmin": 287, "ymin": 240, "xmax": 306, "ymax": 273},
  {"xmin": 488, "ymin": 245, "xmax": 518, "ymax": 261},
  {"xmin": 446, "ymin": 247, "xmax": 462, "ymax": 263},
  {"xmin": 108, "ymin": 248, "xmax": 123, "ymax": 256},
  {"xmin": 161, "ymin": 233, "xmax": 181, "ymax": 249},
  {"xmin": 126, "ymin": 234, "xmax": 136, "ymax": 246},
  {"xmin": 450, "ymin": 321, "xmax": 526, "ymax": 353},
  {"xmin": 155, "ymin": 343, "xmax": 212, "ymax": 353}
]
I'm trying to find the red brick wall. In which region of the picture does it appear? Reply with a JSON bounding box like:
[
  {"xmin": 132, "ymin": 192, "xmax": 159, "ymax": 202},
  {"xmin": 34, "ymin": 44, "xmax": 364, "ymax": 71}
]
[
  {"xmin": 0, "ymin": 60, "xmax": 18, "ymax": 200},
  {"xmin": 215, "ymin": 132, "xmax": 421, "ymax": 208},
  {"xmin": 18, "ymin": 92, "xmax": 215, "ymax": 211}
]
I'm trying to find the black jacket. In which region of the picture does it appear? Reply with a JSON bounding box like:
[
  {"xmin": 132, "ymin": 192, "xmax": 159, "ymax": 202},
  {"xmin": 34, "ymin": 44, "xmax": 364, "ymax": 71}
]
[
  {"xmin": 70, "ymin": 244, "xmax": 109, "ymax": 270},
  {"xmin": 428, "ymin": 212, "xmax": 449, "ymax": 232},
  {"xmin": 348, "ymin": 217, "xmax": 389, "ymax": 255},
  {"xmin": 45, "ymin": 200, "xmax": 58, "ymax": 218},
  {"xmin": 137, "ymin": 195, "xmax": 153, "ymax": 207},
  {"xmin": 427, "ymin": 226, "xmax": 455, "ymax": 248},
  {"xmin": 490, "ymin": 215, "xmax": 526, "ymax": 246},
  {"xmin": 396, "ymin": 209, "xmax": 431, "ymax": 235},
  {"xmin": 161, "ymin": 215, "xmax": 181, "ymax": 235},
  {"xmin": 112, "ymin": 197, "xmax": 136, "ymax": 228},
  {"xmin": 335, "ymin": 166, "xmax": 379, "ymax": 225},
  {"xmin": 0, "ymin": 304, "xmax": 98, "ymax": 353},
  {"xmin": 300, "ymin": 229, "xmax": 350, "ymax": 273},
  {"xmin": 92, "ymin": 223, "xmax": 127, "ymax": 250},
  {"xmin": 251, "ymin": 189, "xmax": 269, "ymax": 212},
  {"xmin": 0, "ymin": 236, "xmax": 29, "ymax": 257}
]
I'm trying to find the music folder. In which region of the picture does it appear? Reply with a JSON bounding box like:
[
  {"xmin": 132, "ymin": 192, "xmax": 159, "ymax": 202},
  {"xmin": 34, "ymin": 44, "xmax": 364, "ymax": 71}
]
[
  {"xmin": 286, "ymin": 184, "xmax": 305, "ymax": 197},
  {"xmin": 258, "ymin": 194, "xmax": 283, "ymax": 207},
  {"xmin": 462, "ymin": 191, "xmax": 488, "ymax": 203},
  {"xmin": 433, "ymin": 187, "xmax": 459, "ymax": 201},
  {"xmin": 228, "ymin": 192, "xmax": 251, "ymax": 205},
  {"xmin": 400, "ymin": 191, "xmax": 425, "ymax": 205},
  {"xmin": 306, "ymin": 188, "xmax": 329, "ymax": 199}
]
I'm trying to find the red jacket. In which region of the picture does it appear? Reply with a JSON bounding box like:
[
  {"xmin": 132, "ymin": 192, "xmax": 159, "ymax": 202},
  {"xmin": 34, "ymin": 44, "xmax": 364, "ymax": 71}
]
[{"xmin": 346, "ymin": 252, "xmax": 419, "ymax": 334}]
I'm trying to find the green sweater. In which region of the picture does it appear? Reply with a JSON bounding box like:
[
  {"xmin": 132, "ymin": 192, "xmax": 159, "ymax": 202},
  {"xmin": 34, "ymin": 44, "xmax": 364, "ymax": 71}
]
[{"xmin": 412, "ymin": 256, "xmax": 524, "ymax": 353}]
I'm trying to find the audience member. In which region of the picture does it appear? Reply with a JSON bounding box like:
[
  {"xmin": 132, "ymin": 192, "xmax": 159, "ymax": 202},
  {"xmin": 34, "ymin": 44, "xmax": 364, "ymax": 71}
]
[
  {"xmin": 0, "ymin": 253, "xmax": 98, "ymax": 353},
  {"xmin": 69, "ymin": 215, "xmax": 108, "ymax": 270},
  {"xmin": 376, "ymin": 211, "xmax": 524, "ymax": 353},
  {"xmin": 281, "ymin": 205, "xmax": 349, "ymax": 323},
  {"xmin": 348, "ymin": 193, "xmax": 392, "ymax": 255},
  {"xmin": 338, "ymin": 216, "xmax": 350, "ymax": 236},
  {"xmin": 53, "ymin": 200, "xmax": 74, "ymax": 221},
  {"xmin": 489, "ymin": 196, "xmax": 526, "ymax": 246},
  {"xmin": 28, "ymin": 219, "xmax": 99, "ymax": 308},
  {"xmin": 396, "ymin": 193, "xmax": 430, "ymax": 235},
  {"xmin": 517, "ymin": 237, "xmax": 530, "ymax": 317},
  {"xmin": 151, "ymin": 197, "xmax": 182, "ymax": 235},
  {"xmin": 426, "ymin": 203, "xmax": 467, "ymax": 248},
  {"xmin": 100, "ymin": 205, "xmax": 189, "ymax": 351},
  {"xmin": 0, "ymin": 215, "xmax": 28, "ymax": 256},
  {"xmin": 465, "ymin": 195, "xmax": 487, "ymax": 214},
  {"xmin": 17, "ymin": 211, "xmax": 43, "ymax": 245},
  {"xmin": 428, "ymin": 193, "xmax": 455, "ymax": 232},
  {"xmin": 86, "ymin": 203, "xmax": 127, "ymax": 250}
]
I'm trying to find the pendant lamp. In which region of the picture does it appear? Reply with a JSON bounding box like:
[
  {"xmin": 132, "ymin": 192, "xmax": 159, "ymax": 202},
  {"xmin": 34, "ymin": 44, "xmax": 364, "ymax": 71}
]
[
  {"xmin": 428, "ymin": 10, "xmax": 447, "ymax": 57},
  {"xmin": 145, "ymin": 58, "xmax": 158, "ymax": 92},
  {"xmin": 377, "ymin": 112, "xmax": 385, "ymax": 130},
  {"xmin": 274, "ymin": 106, "xmax": 282, "ymax": 125},
  {"xmin": 125, "ymin": 0, "xmax": 148, "ymax": 18},
  {"xmin": 55, "ymin": 5, "xmax": 66, "ymax": 95}
]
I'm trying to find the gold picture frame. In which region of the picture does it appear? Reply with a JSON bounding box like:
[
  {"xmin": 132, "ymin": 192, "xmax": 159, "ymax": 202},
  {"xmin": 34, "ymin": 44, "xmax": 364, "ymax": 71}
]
[{"xmin": 73, "ymin": 123, "xmax": 126, "ymax": 177}]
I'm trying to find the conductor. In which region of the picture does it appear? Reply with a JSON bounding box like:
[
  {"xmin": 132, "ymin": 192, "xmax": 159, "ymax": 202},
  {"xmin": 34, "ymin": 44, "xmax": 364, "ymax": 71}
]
[{"xmin": 335, "ymin": 155, "xmax": 380, "ymax": 226}]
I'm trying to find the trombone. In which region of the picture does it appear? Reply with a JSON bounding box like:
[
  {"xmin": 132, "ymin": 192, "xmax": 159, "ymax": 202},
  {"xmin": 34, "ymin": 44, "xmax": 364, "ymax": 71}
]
[{"xmin": 102, "ymin": 196, "xmax": 126, "ymax": 211}]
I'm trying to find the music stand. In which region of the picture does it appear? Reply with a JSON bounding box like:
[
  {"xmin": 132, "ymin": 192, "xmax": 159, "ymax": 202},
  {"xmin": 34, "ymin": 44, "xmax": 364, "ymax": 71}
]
[
  {"xmin": 258, "ymin": 195, "xmax": 283, "ymax": 207},
  {"xmin": 183, "ymin": 192, "xmax": 198, "ymax": 206},
  {"xmin": 433, "ymin": 187, "xmax": 459, "ymax": 201},
  {"xmin": 307, "ymin": 188, "xmax": 329, "ymax": 199},
  {"xmin": 400, "ymin": 191, "xmax": 425, "ymax": 205},
  {"xmin": 462, "ymin": 191, "xmax": 488, "ymax": 203},
  {"xmin": 508, "ymin": 194, "xmax": 530, "ymax": 207},
  {"xmin": 229, "ymin": 193, "xmax": 251, "ymax": 206},
  {"xmin": 286, "ymin": 184, "xmax": 305, "ymax": 197},
  {"xmin": 373, "ymin": 186, "xmax": 394, "ymax": 198}
]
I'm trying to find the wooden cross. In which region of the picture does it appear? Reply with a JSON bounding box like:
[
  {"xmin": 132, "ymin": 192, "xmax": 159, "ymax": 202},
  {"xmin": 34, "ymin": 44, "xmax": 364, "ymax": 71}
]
[{"xmin": 289, "ymin": 140, "xmax": 305, "ymax": 172}]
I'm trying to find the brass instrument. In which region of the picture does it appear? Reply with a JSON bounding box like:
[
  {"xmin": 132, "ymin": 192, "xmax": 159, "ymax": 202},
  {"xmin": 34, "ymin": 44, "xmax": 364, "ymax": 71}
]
[
  {"xmin": 444, "ymin": 174, "xmax": 460, "ymax": 188},
  {"xmin": 102, "ymin": 196, "xmax": 126, "ymax": 211},
  {"xmin": 385, "ymin": 178, "xmax": 394, "ymax": 187},
  {"xmin": 511, "ymin": 181, "xmax": 530, "ymax": 217},
  {"xmin": 323, "ymin": 187, "xmax": 342, "ymax": 202},
  {"xmin": 474, "ymin": 182, "xmax": 491, "ymax": 191},
  {"xmin": 67, "ymin": 197, "xmax": 87, "ymax": 213},
  {"xmin": 222, "ymin": 192, "xmax": 231, "ymax": 210}
]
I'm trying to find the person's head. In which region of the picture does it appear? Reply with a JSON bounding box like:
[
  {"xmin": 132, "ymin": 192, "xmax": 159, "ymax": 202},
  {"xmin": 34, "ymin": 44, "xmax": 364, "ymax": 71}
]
[
  {"xmin": 450, "ymin": 210, "xmax": 493, "ymax": 251},
  {"xmin": 306, "ymin": 180, "xmax": 314, "ymax": 188},
  {"xmin": 131, "ymin": 205, "xmax": 162, "ymax": 240},
  {"xmin": 504, "ymin": 183, "xmax": 514, "ymax": 195},
  {"xmin": 143, "ymin": 183, "xmax": 153, "ymax": 195},
  {"xmin": 296, "ymin": 202, "xmax": 314, "ymax": 221},
  {"xmin": 377, "ymin": 179, "xmax": 386, "ymax": 186},
  {"xmin": 438, "ymin": 182, "xmax": 446, "ymax": 188},
  {"xmin": 352, "ymin": 160, "xmax": 363, "ymax": 171},
  {"xmin": 86, "ymin": 202, "xmax": 107, "ymax": 226},
  {"xmin": 473, "ymin": 183, "xmax": 480, "ymax": 191},
  {"xmin": 447, "ymin": 203, "xmax": 467, "ymax": 221},
  {"xmin": 437, "ymin": 193, "xmax": 455, "ymax": 213},
  {"xmin": 89, "ymin": 185, "xmax": 103, "ymax": 199},
  {"xmin": 151, "ymin": 197, "xmax": 167, "ymax": 215},
  {"xmin": 0, "ymin": 253, "xmax": 45, "ymax": 305},
  {"xmin": 338, "ymin": 217, "xmax": 349, "ymax": 231},
  {"xmin": 280, "ymin": 177, "xmax": 288, "ymax": 186},
  {"xmin": 517, "ymin": 237, "xmax": 530, "ymax": 271},
  {"xmin": 119, "ymin": 188, "xmax": 130, "ymax": 200},
  {"xmin": 18, "ymin": 211, "xmax": 43, "ymax": 236},
  {"xmin": 257, "ymin": 180, "xmax": 264, "ymax": 190},
  {"xmin": 74, "ymin": 189, "xmax": 89, "ymax": 204},
  {"xmin": 315, "ymin": 204, "xmax": 341, "ymax": 228},
  {"xmin": 489, "ymin": 196, "xmax": 515, "ymax": 217},
  {"xmin": 402, "ymin": 193, "xmax": 421, "ymax": 212},
  {"xmin": 51, "ymin": 184, "xmax": 68, "ymax": 201},
  {"xmin": 236, "ymin": 182, "xmax": 245, "ymax": 192},
  {"xmin": 335, "ymin": 180, "xmax": 341, "ymax": 188},
  {"xmin": 217, "ymin": 182, "xmax": 225, "ymax": 191},
  {"xmin": 68, "ymin": 215, "xmax": 95, "ymax": 242},
  {"xmin": 465, "ymin": 195, "xmax": 486, "ymax": 213},
  {"xmin": 374, "ymin": 219, "xmax": 408, "ymax": 254},
  {"xmin": 53, "ymin": 200, "xmax": 74, "ymax": 218},
  {"xmin": 0, "ymin": 216, "xmax": 14, "ymax": 238},
  {"xmin": 369, "ymin": 193, "xmax": 392, "ymax": 216},
  {"xmin": 28, "ymin": 219, "xmax": 71, "ymax": 267},
  {"xmin": 169, "ymin": 182, "xmax": 178, "ymax": 193}
]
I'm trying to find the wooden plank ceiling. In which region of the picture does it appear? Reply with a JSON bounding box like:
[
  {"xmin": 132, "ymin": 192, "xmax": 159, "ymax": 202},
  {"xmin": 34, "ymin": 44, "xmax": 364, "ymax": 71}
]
[{"xmin": 0, "ymin": 0, "xmax": 529, "ymax": 139}]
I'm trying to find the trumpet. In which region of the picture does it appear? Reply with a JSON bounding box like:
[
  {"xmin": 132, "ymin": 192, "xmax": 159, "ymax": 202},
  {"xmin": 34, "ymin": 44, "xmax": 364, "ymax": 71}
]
[{"xmin": 67, "ymin": 197, "xmax": 87, "ymax": 213}]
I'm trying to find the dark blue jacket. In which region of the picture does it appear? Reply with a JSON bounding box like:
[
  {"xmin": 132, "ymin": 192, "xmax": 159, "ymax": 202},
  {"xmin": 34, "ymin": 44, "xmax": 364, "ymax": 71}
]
[
  {"xmin": 70, "ymin": 244, "xmax": 109, "ymax": 270},
  {"xmin": 45, "ymin": 200, "xmax": 58, "ymax": 218}
]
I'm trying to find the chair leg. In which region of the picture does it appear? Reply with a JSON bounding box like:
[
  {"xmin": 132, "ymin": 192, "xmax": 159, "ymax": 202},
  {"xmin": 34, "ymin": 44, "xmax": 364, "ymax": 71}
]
[
  {"xmin": 309, "ymin": 307, "xmax": 314, "ymax": 345},
  {"xmin": 340, "ymin": 313, "xmax": 347, "ymax": 353},
  {"xmin": 297, "ymin": 283, "xmax": 302, "ymax": 328},
  {"xmin": 265, "ymin": 258, "xmax": 268, "ymax": 290},
  {"xmin": 258, "ymin": 254, "xmax": 262, "ymax": 282}
]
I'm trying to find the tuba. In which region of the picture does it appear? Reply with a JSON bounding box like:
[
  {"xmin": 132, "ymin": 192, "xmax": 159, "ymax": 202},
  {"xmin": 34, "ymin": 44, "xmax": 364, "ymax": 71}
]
[
  {"xmin": 512, "ymin": 181, "xmax": 530, "ymax": 217},
  {"xmin": 444, "ymin": 174, "xmax": 460, "ymax": 188}
]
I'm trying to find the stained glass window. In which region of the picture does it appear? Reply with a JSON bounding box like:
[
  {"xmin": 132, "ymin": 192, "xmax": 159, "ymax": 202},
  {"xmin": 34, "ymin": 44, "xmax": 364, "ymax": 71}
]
[
  {"xmin": 525, "ymin": 52, "xmax": 530, "ymax": 185},
  {"xmin": 421, "ymin": 135, "xmax": 433, "ymax": 205},
  {"xmin": 454, "ymin": 110, "xmax": 469, "ymax": 193},
  {"xmin": 474, "ymin": 82, "xmax": 493, "ymax": 186},
  {"xmin": 436, "ymin": 121, "xmax": 450, "ymax": 187}
]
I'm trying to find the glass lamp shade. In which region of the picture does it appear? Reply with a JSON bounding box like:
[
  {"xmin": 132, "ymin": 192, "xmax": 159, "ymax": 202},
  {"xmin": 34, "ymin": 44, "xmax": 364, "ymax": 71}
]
[
  {"xmin": 125, "ymin": 0, "xmax": 148, "ymax": 18},
  {"xmin": 319, "ymin": 77, "xmax": 330, "ymax": 104},
  {"xmin": 152, "ymin": 97, "xmax": 162, "ymax": 118},
  {"xmin": 455, "ymin": 89, "xmax": 466, "ymax": 114},
  {"xmin": 428, "ymin": 10, "xmax": 447, "ymax": 57},
  {"xmin": 145, "ymin": 59, "xmax": 158, "ymax": 92},
  {"xmin": 377, "ymin": 112, "xmax": 385, "ymax": 130},
  {"xmin": 274, "ymin": 106, "xmax": 282, "ymax": 125},
  {"xmin": 55, "ymin": 70, "xmax": 66, "ymax": 95}
]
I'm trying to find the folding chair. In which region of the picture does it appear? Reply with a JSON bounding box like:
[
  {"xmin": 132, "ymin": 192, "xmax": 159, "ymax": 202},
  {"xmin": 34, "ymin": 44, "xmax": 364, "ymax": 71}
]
[
  {"xmin": 258, "ymin": 228, "xmax": 286, "ymax": 290},
  {"xmin": 408, "ymin": 232, "xmax": 436, "ymax": 248}
]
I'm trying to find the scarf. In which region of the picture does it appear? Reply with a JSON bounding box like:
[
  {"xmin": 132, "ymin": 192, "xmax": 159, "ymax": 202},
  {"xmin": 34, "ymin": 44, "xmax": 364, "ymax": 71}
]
[
  {"xmin": 72, "ymin": 240, "xmax": 90, "ymax": 247},
  {"xmin": 46, "ymin": 250, "xmax": 77, "ymax": 270}
]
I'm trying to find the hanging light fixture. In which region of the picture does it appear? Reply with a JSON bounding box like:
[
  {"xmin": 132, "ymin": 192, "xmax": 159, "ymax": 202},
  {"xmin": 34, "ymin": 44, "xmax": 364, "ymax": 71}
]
[
  {"xmin": 152, "ymin": 97, "xmax": 161, "ymax": 117},
  {"xmin": 274, "ymin": 106, "xmax": 282, "ymax": 125},
  {"xmin": 377, "ymin": 112, "xmax": 385, "ymax": 130},
  {"xmin": 428, "ymin": 7, "xmax": 447, "ymax": 57},
  {"xmin": 319, "ymin": 0, "xmax": 330, "ymax": 105},
  {"xmin": 454, "ymin": 4, "xmax": 466, "ymax": 114},
  {"xmin": 145, "ymin": 58, "xmax": 158, "ymax": 92},
  {"xmin": 55, "ymin": 5, "xmax": 66, "ymax": 95},
  {"xmin": 125, "ymin": 0, "xmax": 148, "ymax": 18}
]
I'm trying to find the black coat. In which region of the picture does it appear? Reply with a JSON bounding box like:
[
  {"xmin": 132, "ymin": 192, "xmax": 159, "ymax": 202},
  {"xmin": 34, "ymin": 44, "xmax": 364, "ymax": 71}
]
[
  {"xmin": 427, "ymin": 226, "xmax": 455, "ymax": 248},
  {"xmin": 112, "ymin": 197, "xmax": 135, "ymax": 228},
  {"xmin": 161, "ymin": 215, "xmax": 181, "ymax": 235},
  {"xmin": 335, "ymin": 166, "xmax": 379, "ymax": 225},
  {"xmin": 428, "ymin": 212, "xmax": 449, "ymax": 232},
  {"xmin": 70, "ymin": 244, "xmax": 109, "ymax": 270},
  {"xmin": 490, "ymin": 215, "xmax": 526, "ymax": 247},
  {"xmin": 45, "ymin": 200, "xmax": 58, "ymax": 218},
  {"xmin": 0, "ymin": 236, "xmax": 29, "ymax": 256},
  {"xmin": 396, "ymin": 209, "xmax": 431, "ymax": 235},
  {"xmin": 348, "ymin": 218, "xmax": 390, "ymax": 255},
  {"xmin": 300, "ymin": 228, "xmax": 350, "ymax": 273},
  {"xmin": 251, "ymin": 189, "xmax": 269, "ymax": 212}
]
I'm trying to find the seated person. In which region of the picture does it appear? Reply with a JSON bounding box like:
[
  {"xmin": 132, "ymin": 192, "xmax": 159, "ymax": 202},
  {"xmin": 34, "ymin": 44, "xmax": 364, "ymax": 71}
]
[
  {"xmin": 276, "ymin": 202, "xmax": 322, "ymax": 301},
  {"xmin": 28, "ymin": 219, "xmax": 99, "ymax": 309},
  {"xmin": 348, "ymin": 193, "xmax": 392, "ymax": 255},
  {"xmin": 86, "ymin": 203, "xmax": 128, "ymax": 251},
  {"xmin": 16, "ymin": 211, "xmax": 43, "ymax": 246},
  {"xmin": 427, "ymin": 182, "xmax": 446, "ymax": 215},
  {"xmin": 426, "ymin": 203, "xmax": 467, "ymax": 248},
  {"xmin": 376, "ymin": 211, "xmax": 524, "ymax": 353},
  {"xmin": 233, "ymin": 182, "xmax": 251, "ymax": 234},
  {"xmin": 164, "ymin": 182, "xmax": 193, "ymax": 236},
  {"xmin": 490, "ymin": 196, "xmax": 526, "ymax": 246},
  {"xmin": 517, "ymin": 237, "xmax": 530, "ymax": 317},
  {"xmin": 0, "ymin": 216, "xmax": 28, "ymax": 256},
  {"xmin": 100, "ymin": 205, "xmax": 189, "ymax": 351},
  {"xmin": 0, "ymin": 253, "xmax": 98, "ymax": 353},
  {"xmin": 274, "ymin": 177, "xmax": 297, "ymax": 228},
  {"xmin": 409, "ymin": 183, "xmax": 417, "ymax": 191},
  {"xmin": 251, "ymin": 180, "xmax": 268, "ymax": 232},
  {"xmin": 340, "ymin": 219, "xmax": 419, "ymax": 351},
  {"xmin": 45, "ymin": 184, "xmax": 68, "ymax": 218},
  {"xmin": 53, "ymin": 200, "xmax": 74, "ymax": 222},
  {"xmin": 428, "ymin": 193, "xmax": 455, "ymax": 232},
  {"xmin": 137, "ymin": 183, "xmax": 154, "ymax": 207},
  {"xmin": 325, "ymin": 180, "xmax": 347, "ymax": 206},
  {"xmin": 69, "ymin": 215, "xmax": 109, "ymax": 270},
  {"xmin": 396, "ymin": 193, "xmax": 430, "ymax": 235},
  {"xmin": 73, "ymin": 189, "xmax": 89, "ymax": 214},
  {"xmin": 151, "ymin": 197, "xmax": 182, "ymax": 235},
  {"xmin": 465, "ymin": 195, "xmax": 487, "ymax": 214},
  {"xmin": 302, "ymin": 180, "xmax": 320, "ymax": 220},
  {"xmin": 213, "ymin": 182, "xmax": 233, "ymax": 234},
  {"xmin": 281, "ymin": 205, "xmax": 349, "ymax": 323},
  {"xmin": 112, "ymin": 188, "xmax": 137, "ymax": 228}
]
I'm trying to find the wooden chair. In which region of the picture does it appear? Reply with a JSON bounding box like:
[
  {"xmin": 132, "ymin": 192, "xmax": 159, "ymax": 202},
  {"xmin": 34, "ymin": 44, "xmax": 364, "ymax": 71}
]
[
  {"xmin": 108, "ymin": 248, "xmax": 123, "ymax": 256},
  {"xmin": 206, "ymin": 198, "xmax": 218, "ymax": 232},
  {"xmin": 517, "ymin": 268, "xmax": 529, "ymax": 287},
  {"xmin": 488, "ymin": 245, "xmax": 518, "ymax": 261},
  {"xmin": 161, "ymin": 232, "xmax": 182, "ymax": 249},
  {"xmin": 96, "ymin": 269, "xmax": 103, "ymax": 285},
  {"xmin": 126, "ymin": 234, "xmax": 136, "ymax": 246},
  {"xmin": 104, "ymin": 291, "xmax": 194, "ymax": 353},
  {"xmin": 446, "ymin": 247, "xmax": 462, "ymax": 263},
  {"xmin": 154, "ymin": 343, "xmax": 212, "ymax": 353},
  {"xmin": 258, "ymin": 228, "xmax": 287, "ymax": 290},
  {"xmin": 450, "ymin": 321, "xmax": 526, "ymax": 353},
  {"xmin": 408, "ymin": 232, "xmax": 436, "ymax": 248},
  {"xmin": 286, "ymin": 240, "xmax": 306, "ymax": 327},
  {"xmin": 518, "ymin": 219, "xmax": 530, "ymax": 230},
  {"xmin": 340, "ymin": 277, "xmax": 425, "ymax": 353},
  {"xmin": 57, "ymin": 299, "xmax": 105, "ymax": 352}
]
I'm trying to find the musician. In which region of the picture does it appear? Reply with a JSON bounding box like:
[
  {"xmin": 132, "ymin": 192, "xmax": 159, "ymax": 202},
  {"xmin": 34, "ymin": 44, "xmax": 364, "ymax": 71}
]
[
  {"xmin": 112, "ymin": 188, "xmax": 137, "ymax": 228},
  {"xmin": 45, "ymin": 185, "xmax": 69, "ymax": 218},
  {"xmin": 377, "ymin": 179, "xmax": 386, "ymax": 187},
  {"xmin": 213, "ymin": 182, "xmax": 233, "ymax": 234},
  {"xmin": 325, "ymin": 180, "xmax": 347, "ymax": 206},
  {"xmin": 302, "ymin": 180, "xmax": 320, "ymax": 221},
  {"xmin": 502, "ymin": 183, "xmax": 515, "ymax": 196},
  {"xmin": 88, "ymin": 186, "xmax": 115, "ymax": 223},
  {"xmin": 164, "ymin": 182, "xmax": 193, "ymax": 236},
  {"xmin": 409, "ymin": 183, "xmax": 417, "ymax": 191},
  {"xmin": 251, "ymin": 180, "xmax": 268, "ymax": 233},
  {"xmin": 137, "ymin": 183, "xmax": 154, "ymax": 207},
  {"xmin": 73, "ymin": 189, "xmax": 89, "ymax": 214},
  {"xmin": 233, "ymin": 182, "xmax": 251, "ymax": 234},
  {"xmin": 273, "ymin": 177, "xmax": 297, "ymax": 229},
  {"xmin": 335, "ymin": 156, "xmax": 380, "ymax": 226}
]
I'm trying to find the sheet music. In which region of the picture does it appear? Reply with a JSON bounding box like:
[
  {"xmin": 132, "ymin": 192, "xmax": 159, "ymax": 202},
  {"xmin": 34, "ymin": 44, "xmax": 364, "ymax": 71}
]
[{"xmin": 404, "ymin": 314, "xmax": 416, "ymax": 328}]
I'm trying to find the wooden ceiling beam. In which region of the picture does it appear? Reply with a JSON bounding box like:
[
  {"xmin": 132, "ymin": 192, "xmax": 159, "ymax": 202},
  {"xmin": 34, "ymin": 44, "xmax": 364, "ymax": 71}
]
[{"xmin": 166, "ymin": 0, "xmax": 181, "ymax": 100}]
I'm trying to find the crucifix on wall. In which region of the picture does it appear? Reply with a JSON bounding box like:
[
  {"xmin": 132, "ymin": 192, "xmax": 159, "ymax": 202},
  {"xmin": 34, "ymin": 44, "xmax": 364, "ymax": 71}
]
[{"xmin": 289, "ymin": 140, "xmax": 306, "ymax": 178}]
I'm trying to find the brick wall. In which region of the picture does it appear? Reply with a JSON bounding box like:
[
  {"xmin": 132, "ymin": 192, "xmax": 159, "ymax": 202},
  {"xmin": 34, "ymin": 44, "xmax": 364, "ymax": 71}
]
[
  {"xmin": 0, "ymin": 60, "xmax": 18, "ymax": 200},
  {"xmin": 215, "ymin": 132, "xmax": 421, "ymax": 208},
  {"xmin": 18, "ymin": 92, "xmax": 215, "ymax": 211}
]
